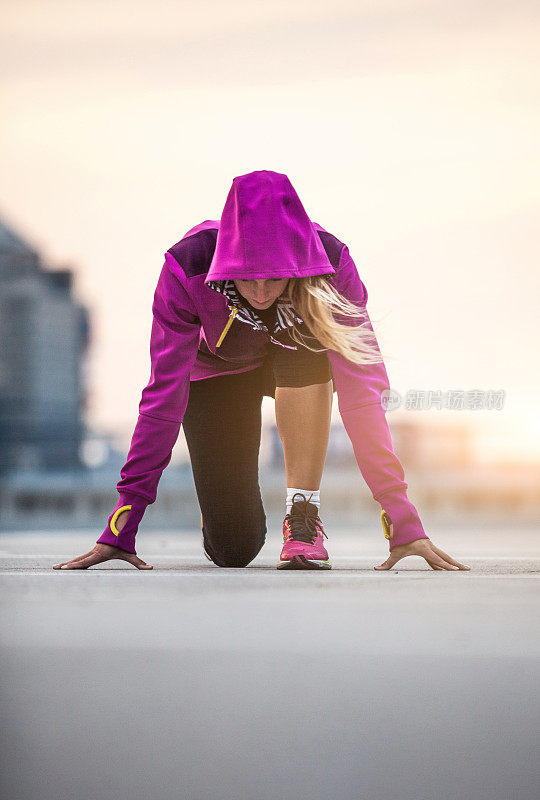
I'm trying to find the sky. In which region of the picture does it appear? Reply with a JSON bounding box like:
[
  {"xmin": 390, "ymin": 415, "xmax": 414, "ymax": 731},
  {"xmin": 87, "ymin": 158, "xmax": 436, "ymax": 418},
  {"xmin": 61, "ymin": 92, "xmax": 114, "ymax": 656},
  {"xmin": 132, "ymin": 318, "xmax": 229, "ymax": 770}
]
[{"xmin": 1, "ymin": 0, "xmax": 539, "ymax": 463}]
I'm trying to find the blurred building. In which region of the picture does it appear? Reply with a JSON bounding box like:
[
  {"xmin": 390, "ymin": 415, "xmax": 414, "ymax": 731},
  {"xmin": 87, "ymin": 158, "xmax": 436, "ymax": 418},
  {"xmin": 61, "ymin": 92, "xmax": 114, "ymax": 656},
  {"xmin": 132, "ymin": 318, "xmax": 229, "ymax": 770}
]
[{"xmin": 0, "ymin": 216, "xmax": 90, "ymax": 474}]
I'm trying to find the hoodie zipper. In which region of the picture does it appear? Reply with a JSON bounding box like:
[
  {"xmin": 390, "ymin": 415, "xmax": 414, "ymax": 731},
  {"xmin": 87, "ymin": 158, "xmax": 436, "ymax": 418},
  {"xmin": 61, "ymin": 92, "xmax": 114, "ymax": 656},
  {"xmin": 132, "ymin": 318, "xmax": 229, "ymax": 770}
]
[
  {"xmin": 216, "ymin": 304, "xmax": 240, "ymax": 348},
  {"xmin": 215, "ymin": 300, "xmax": 298, "ymax": 350}
]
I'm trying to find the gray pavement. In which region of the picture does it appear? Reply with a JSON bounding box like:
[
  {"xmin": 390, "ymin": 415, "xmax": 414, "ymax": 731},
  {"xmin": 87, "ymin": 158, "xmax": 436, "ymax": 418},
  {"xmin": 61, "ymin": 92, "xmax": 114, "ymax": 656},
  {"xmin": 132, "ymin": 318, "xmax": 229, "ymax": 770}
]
[{"xmin": 1, "ymin": 521, "xmax": 539, "ymax": 800}]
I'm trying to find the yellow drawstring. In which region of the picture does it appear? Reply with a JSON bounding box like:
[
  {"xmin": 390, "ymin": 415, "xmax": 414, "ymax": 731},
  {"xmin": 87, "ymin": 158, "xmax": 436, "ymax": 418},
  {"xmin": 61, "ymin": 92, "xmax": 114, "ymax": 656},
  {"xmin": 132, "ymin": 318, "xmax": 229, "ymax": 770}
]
[{"xmin": 216, "ymin": 305, "xmax": 240, "ymax": 348}]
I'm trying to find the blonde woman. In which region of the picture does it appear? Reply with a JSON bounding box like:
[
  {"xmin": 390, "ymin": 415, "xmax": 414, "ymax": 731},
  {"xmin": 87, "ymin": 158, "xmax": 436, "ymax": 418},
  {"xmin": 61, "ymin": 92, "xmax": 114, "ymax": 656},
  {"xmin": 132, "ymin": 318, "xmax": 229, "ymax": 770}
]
[{"xmin": 53, "ymin": 170, "xmax": 469, "ymax": 572}]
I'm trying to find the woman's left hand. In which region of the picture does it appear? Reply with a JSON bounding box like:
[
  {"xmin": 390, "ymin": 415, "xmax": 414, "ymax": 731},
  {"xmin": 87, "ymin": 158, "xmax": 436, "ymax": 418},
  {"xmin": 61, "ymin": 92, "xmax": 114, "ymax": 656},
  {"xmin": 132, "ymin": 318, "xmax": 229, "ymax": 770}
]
[{"xmin": 374, "ymin": 538, "xmax": 471, "ymax": 571}]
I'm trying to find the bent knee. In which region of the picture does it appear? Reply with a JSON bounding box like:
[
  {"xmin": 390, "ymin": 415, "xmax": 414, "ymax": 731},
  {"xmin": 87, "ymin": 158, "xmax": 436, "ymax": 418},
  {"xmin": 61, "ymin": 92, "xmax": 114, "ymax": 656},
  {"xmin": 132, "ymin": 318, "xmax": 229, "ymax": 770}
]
[
  {"xmin": 214, "ymin": 555, "xmax": 254, "ymax": 568},
  {"xmin": 207, "ymin": 538, "xmax": 265, "ymax": 568}
]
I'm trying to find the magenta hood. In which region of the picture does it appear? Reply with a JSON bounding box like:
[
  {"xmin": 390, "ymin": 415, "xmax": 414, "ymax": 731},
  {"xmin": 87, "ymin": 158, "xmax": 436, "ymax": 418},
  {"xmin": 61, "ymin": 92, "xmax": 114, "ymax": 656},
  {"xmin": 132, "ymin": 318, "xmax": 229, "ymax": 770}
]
[{"xmin": 205, "ymin": 170, "xmax": 336, "ymax": 283}]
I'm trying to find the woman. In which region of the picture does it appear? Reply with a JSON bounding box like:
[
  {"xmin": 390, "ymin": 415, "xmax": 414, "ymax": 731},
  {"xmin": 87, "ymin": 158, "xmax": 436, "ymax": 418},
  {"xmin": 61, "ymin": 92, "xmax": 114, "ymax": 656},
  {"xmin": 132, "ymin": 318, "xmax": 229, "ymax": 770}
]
[{"xmin": 53, "ymin": 170, "xmax": 469, "ymax": 572}]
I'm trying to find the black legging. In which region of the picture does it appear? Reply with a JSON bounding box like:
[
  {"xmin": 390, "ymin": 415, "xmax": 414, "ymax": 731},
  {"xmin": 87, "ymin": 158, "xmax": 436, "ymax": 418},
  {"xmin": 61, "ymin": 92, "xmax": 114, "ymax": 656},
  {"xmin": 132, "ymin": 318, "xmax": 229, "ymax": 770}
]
[{"xmin": 182, "ymin": 326, "xmax": 334, "ymax": 567}]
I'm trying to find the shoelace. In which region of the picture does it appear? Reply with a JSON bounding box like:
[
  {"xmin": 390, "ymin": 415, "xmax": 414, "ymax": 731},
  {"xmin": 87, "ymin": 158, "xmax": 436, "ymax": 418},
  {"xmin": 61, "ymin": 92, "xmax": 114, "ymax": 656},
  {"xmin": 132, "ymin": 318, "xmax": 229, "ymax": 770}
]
[{"xmin": 286, "ymin": 493, "xmax": 328, "ymax": 544}]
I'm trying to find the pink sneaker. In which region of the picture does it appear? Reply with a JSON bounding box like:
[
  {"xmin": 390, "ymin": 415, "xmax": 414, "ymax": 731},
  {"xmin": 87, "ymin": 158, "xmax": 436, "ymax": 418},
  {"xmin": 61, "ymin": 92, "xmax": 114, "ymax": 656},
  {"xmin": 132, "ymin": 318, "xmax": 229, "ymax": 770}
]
[{"xmin": 277, "ymin": 492, "xmax": 331, "ymax": 570}]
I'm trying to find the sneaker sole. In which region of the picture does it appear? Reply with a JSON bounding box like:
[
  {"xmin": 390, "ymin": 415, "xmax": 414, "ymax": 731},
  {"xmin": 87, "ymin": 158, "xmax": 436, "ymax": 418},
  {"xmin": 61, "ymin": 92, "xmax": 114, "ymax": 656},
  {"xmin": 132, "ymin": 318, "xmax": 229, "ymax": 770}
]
[{"xmin": 276, "ymin": 555, "xmax": 332, "ymax": 570}]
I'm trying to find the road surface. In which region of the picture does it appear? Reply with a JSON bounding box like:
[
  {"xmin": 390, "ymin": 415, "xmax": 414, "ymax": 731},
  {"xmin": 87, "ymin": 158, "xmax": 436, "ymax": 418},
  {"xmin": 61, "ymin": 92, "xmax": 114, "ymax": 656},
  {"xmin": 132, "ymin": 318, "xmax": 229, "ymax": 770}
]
[{"xmin": 1, "ymin": 520, "xmax": 539, "ymax": 800}]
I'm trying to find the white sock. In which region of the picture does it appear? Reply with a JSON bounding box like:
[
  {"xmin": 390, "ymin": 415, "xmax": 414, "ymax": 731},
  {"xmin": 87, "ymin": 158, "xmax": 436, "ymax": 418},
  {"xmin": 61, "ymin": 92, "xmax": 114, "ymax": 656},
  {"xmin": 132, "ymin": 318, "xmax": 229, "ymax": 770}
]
[{"xmin": 286, "ymin": 488, "xmax": 320, "ymax": 514}]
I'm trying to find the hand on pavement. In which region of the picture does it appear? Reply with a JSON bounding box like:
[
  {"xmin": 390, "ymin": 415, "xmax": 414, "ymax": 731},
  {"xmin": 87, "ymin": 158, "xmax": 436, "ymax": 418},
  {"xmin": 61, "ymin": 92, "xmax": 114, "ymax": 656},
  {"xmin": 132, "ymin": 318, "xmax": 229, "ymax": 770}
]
[
  {"xmin": 374, "ymin": 538, "xmax": 470, "ymax": 571},
  {"xmin": 52, "ymin": 543, "xmax": 153, "ymax": 570}
]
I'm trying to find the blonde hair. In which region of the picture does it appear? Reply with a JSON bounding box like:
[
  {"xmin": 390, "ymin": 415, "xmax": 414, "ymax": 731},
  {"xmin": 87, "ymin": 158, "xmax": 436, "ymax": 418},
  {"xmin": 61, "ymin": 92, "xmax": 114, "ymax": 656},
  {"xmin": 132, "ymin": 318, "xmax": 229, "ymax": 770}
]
[{"xmin": 281, "ymin": 275, "xmax": 385, "ymax": 366}]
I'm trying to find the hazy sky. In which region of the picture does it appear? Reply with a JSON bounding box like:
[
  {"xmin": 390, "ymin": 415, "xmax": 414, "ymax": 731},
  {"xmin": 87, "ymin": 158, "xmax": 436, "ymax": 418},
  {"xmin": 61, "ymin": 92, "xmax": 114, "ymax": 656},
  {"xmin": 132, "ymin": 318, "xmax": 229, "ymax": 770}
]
[{"xmin": 1, "ymin": 1, "xmax": 539, "ymax": 462}]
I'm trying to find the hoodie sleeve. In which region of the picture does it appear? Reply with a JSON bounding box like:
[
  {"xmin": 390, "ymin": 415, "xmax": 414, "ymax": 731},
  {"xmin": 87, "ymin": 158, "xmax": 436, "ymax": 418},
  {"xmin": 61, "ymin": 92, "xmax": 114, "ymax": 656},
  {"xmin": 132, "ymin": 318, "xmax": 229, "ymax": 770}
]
[
  {"xmin": 326, "ymin": 245, "xmax": 429, "ymax": 550},
  {"xmin": 96, "ymin": 257, "xmax": 201, "ymax": 554}
]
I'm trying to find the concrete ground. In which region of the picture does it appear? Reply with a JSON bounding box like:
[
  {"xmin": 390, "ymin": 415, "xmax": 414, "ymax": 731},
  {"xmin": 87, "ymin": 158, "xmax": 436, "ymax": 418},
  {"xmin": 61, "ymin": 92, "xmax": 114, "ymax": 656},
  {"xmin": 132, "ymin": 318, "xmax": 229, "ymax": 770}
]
[{"xmin": 1, "ymin": 518, "xmax": 539, "ymax": 800}]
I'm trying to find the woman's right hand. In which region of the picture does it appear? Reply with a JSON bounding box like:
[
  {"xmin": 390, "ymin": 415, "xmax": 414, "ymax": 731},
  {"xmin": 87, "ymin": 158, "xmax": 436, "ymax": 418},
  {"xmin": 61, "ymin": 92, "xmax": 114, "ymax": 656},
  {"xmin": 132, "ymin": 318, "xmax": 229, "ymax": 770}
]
[{"xmin": 52, "ymin": 509, "xmax": 153, "ymax": 570}]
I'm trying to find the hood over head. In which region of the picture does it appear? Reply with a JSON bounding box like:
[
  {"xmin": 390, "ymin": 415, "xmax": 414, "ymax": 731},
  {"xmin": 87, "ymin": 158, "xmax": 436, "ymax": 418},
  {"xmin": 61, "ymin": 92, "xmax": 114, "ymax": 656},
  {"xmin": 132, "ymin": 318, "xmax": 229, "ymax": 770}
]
[{"xmin": 205, "ymin": 170, "xmax": 335, "ymax": 284}]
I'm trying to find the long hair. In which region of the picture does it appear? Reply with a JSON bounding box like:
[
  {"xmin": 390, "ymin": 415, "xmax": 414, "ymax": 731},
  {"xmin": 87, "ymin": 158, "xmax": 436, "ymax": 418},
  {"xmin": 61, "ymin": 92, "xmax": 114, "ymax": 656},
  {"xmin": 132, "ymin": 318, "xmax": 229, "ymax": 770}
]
[{"xmin": 280, "ymin": 275, "xmax": 385, "ymax": 366}]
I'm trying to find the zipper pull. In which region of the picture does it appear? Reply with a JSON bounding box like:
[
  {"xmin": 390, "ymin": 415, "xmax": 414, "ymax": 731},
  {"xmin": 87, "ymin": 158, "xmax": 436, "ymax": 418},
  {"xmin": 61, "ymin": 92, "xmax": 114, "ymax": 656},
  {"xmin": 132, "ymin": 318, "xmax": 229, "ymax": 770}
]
[{"xmin": 216, "ymin": 305, "xmax": 239, "ymax": 348}]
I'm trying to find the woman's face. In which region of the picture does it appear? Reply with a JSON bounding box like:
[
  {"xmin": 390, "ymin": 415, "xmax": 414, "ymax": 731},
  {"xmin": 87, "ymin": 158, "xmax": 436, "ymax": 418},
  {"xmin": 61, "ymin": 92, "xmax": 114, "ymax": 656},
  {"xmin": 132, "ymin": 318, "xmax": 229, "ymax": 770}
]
[{"xmin": 233, "ymin": 278, "xmax": 290, "ymax": 309}]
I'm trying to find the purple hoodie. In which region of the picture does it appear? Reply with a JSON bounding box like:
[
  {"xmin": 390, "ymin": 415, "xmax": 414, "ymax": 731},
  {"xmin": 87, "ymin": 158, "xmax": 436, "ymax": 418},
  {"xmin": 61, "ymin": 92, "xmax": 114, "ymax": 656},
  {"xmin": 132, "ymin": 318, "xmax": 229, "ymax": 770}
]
[{"xmin": 97, "ymin": 170, "xmax": 429, "ymax": 554}]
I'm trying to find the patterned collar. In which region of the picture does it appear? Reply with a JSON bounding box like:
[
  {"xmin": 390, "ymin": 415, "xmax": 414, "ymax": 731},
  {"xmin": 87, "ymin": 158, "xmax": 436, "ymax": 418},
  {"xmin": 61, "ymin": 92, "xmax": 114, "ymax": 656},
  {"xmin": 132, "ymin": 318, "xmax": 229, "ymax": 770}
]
[{"xmin": 206, "ymin": 279, "xmax": 304, "ymax": 335}]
